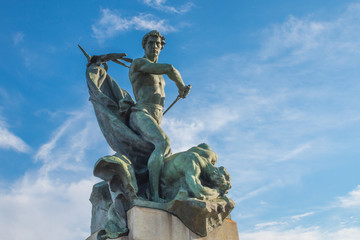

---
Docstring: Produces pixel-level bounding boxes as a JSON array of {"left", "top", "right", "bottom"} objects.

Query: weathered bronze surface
[{"left": 81, "top": 30, "right": 234, "bottom": 239}]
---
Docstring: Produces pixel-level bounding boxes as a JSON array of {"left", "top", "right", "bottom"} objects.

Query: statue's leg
[{"left": 129, "top": 110, "right": 170, "bottom": 202}]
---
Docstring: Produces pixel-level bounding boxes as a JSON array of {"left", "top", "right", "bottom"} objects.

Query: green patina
[{"left": 81, "top": 30, "right": 234, "bottom": 239}]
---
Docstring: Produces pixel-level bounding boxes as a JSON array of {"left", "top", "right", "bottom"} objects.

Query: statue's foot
[
  {"left": 97, "top": 230, "right": 107, "bottom": 240},
  {"left": 174, "top": 189, "right": 189, "bottom": 200}
]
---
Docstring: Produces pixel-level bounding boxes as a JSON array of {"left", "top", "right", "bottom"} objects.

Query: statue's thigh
[{"left": 130, "top": 110, "right": 168, "bottom": 144}]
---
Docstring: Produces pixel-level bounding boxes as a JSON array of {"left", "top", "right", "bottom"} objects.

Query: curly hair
[{"left": 142, "top": 30, "right": 166, "bottom": 50}]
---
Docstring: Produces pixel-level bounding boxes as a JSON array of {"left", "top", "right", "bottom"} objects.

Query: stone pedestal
[{"left": 86, "top": 206, "right": 239, "bottom": 240}]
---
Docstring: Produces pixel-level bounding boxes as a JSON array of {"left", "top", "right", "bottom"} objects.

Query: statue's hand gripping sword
[{"left": 163, "top": 84, "right": 192, "bottom": 115}]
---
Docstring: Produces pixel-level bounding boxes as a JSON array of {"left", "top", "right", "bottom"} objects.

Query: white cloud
[
  {"left": 254, "top": 212, "right": 316, "bottom": 230},
  {"left": 0, "top": 120, "right": 31, "bottom": 153},
  {"left": 0, "top": 173, "right": 97, "bottom": 240},
  {"left": 162, "top": 105, "right": 239, "bottom": 152},
  {"left": 3, "top": 2, "right": 360, "bottom": 240},
  {"left": 276, "top": 143, "right": 311, "bottom": 162},
  {"left": 132, "top": 14, "right": 176, "bottom": 32},
  {"left": 162, "top": 117, "right": 205, "bottom": 152},
  {"left": 234, "top": 182, "right": 281, "bottom": 204},
  {"left": 291, "top": 211, "right": 315, "bottom": 221},
  {"left": 338, "top": 185, "right": 360, "bottom": 208},
  {"left": 255, "top": 221, "right": 287, "bottom": 229},
  {"left": 34, "top": 105, "right": 105, "bottom": 175},
  {"left": 92, "top": 9, "right": 176, "bottom": 41},
  {"left": 259, "top": 3, "right": 360, "bottom": 66},
  {"left": 0, "top": 104, "right": 107, "bottom": 240},
  {"left": 240, "top": 227, "right": 360, "bottom": 240},
  {"left": 169, "top": 4, "right": 360, "bottom": 225},
  {"left": 13, "top": 31, "right": 24, "bottom": 45},
  {"left": 143, "top": 0, "right": 194, "bottom": 14},
  {"left": 260, "top": 15, "right": 326, "bottom": 61},
  {"left": 34, "top": 116, "right": 74, "bottom": 162}
]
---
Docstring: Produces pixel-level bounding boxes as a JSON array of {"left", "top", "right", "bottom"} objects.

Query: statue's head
[
  {"left": 209, "top": 166, "right": 231, "bottom": 195},
  {"left": 142, "top": 30, "right": 166, "bottom": 49},
  {"left": 142, "top": 30, "right": 166, "bottom": 61}
]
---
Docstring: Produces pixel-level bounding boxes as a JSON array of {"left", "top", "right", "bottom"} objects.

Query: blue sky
[{"left": 1, "top": 0, "right": 360, "bottom": 239}]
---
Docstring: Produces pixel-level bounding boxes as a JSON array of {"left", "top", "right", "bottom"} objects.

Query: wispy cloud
[
  {"left": 259, "top": 3, "right": 360, "bottom": 66},
  {"left": 34, "top": 105, "right": 106, "bottom": 176},
  {"left": 2, "top": 2, "right": 360, "bottom": 240},
  {"left": 162, "top": 106, "right": 239, "bottom": 152},
  {"left": 254, "top": 211, "right": 316, "bottom": 230},
  {"left": 338, "top": 185, "right": 360, "bottom": 208},
  {"left": 291, "top": 211, "right": 315, "bottom": 221},
  {"left": 0, "top": 103, "right": 110, "bottom": 240},
  {"left": 233, "top": 180, "right": 283, "bottom": 204},
  {"left": 162, "top": 117, "right": 205, "bottom": 152},
  {"left": 143, "top": 0, "right": 194, "bottom": 14},
  {"left": 0, "top": 119, "right": 31, "bottom": 153},
  {"left": 0, "top": 173, "right": 97, "bottom": 240},
  {"left": 260, "top": 15, "right": 326, "bottom": 61},
  {"left": 13, "top": 31, "right": 24, "bottom": 45},
  {"left": 255, "top": 221, "right": 287, "bottom": 229},
  {"left": 276, "top": 143, "right": 311, "bottom": 162},
  {"left": 163, "top": 4, "right": 360, "bottom": 231},
  {"left": 92, "top": 9, "right": 176, "bottom": 42},
  {"left": 240, "top": 227, "right": 360, "bottom": 240}
]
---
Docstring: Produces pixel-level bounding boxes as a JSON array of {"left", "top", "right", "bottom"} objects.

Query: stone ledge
[{"left": 86, "top": 206, "right": 239, "bottom": 240}]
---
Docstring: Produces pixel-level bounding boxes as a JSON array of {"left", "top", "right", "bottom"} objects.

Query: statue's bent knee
[{"left": 154, "top": 136, "right": 170, "bottom": 151}]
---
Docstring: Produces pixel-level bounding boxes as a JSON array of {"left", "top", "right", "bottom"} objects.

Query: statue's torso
[{"left": 129, "top": 58, "right": 166, "bottom": 107}]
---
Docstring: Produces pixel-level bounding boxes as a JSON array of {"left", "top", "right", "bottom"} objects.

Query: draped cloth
[{"left": 86, "top": 64, "right": 154, "bottom": 183}]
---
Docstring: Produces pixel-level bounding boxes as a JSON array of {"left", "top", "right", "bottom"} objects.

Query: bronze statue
[{"left": 80, "top": 30, "right": 234, "bottom": 240}]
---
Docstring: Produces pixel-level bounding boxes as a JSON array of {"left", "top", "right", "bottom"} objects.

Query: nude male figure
[{"left": 128, "top": 30, "right": 187, "bottom": 202}]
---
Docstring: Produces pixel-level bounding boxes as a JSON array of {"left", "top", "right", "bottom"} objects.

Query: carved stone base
[{"left": 86, "top": 206, "right": 239, "bottom": 240}]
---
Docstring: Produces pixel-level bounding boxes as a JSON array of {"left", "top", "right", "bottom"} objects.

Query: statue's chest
[{"left": 141, "top": 74, "right": 165, "bottom": 87}]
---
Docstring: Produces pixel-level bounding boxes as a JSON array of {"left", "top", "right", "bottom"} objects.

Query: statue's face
[{"left": 144, "top": 36, "right": 162, "bottom": 59}]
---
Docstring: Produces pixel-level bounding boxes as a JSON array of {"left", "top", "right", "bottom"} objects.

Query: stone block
[{"left": 86, "top": 206, "right": 239, "bottom": 240}]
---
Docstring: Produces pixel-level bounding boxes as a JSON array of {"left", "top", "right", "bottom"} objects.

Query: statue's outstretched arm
[{"left": 135, "top": 58, "right": 186, "bottom": 97}]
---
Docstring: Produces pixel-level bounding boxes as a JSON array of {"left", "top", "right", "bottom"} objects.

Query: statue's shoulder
[{"left": 131, "top": 57, "right": 151, "bottom": 67}]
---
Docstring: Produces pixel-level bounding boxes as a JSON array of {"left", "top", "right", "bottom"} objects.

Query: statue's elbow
[{"left": 167, "top": 64, "right": 176, "bottom": 73}]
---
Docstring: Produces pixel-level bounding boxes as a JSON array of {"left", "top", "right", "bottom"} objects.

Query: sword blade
[{"left": 163, "top": 96, "right": 181, "bottom": 115}]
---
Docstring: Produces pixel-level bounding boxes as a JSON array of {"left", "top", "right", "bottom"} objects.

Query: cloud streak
[
  {"left": 0, "top": 104, "right": 108, "bottom": 240},
  {"left": 162, "top": 3, "right": 360, "bottom": 234},
  {"left": 240, "top": 227, "right": 360, "bottom": 240},
  {"left": 13, "top": 31, "right": 24, "bottom": 45},
  {"left": 143, "top": 0, "right": 194, "bottom": 14},
  {"left": 259, "top": 3, "right": 360, "bottom": 67},
  {"left": 0, "top": 120, "right": 31, "bottom": 153},
  {"left": 0, "top": 173, "right": 97, "bottom": 240},
  {"left": 92, "top": 9, "right": 176, "bottom": 42},
  {"left": 34, "top": 104, "right": 106, "bottom": 176},
  {"left": 291, "top": 211, "right": 315, "bottom": 221},
  {"left": 276, "top": 143, "right": 311, "bottom": 162}
]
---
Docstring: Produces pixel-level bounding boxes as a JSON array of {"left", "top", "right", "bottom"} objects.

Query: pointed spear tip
[{"left": 78, "top": 44, "right": 91, "bottom": 62}]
